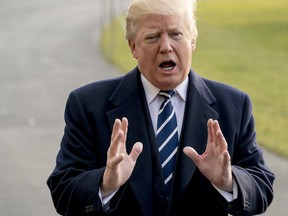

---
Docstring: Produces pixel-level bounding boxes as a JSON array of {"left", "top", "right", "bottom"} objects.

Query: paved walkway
[{"left": 0, "top": 0, "right": 286, "bottom": 215}]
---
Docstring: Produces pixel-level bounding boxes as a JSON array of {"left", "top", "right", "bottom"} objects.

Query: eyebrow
[{"left": 143, "top": 24, "right": 181, "bottom": 35}]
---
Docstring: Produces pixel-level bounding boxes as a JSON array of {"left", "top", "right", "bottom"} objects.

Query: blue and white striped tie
[{"left": 156, "top": 90, "right": 178, "bottom": 196}]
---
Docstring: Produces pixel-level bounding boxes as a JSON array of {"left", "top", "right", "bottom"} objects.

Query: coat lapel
[
  {"left": 172, "top": 70, "right": 219, "bottom": 198},
  {"left": 106, "top": 68, "right": 161, "bottom": 215}
]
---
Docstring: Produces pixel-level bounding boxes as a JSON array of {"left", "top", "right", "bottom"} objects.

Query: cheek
[
  {"left": 180, "top": 45, "right": 193, "bottom": 61},
  {"left": 139, "top": 47, "right": 157, "bottom": 63}
]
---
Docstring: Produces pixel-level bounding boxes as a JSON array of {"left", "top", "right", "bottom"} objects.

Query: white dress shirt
[{"left": 140, "top": 74, "right": 187, "bottom": 136}]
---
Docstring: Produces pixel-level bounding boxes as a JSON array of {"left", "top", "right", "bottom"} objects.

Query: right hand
[{"left": 101, "top": 117, "right": 143, "bottom": 197}]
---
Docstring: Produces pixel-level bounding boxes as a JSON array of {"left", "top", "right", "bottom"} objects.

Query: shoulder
[
  {"left": 189, "top": 68, "right": 253, "bottom": 110},
  {"left": 189, "top": 70, "right": 250, "bottom": 105},
  {"left": 204, "top": 78, "right": 246, "bottom": 97},
  {"left": 72, "top": 67, "right": 139, "bottom": 98},
  {"left": 74, "top": 76, "right": 123, "bottom": 97},
  {"left": 203, "top": 77, "right": 253, "bottom": 113},
  {"left": 202, "top": 78, "right": 246, "bottom": 94},
  {"left": 189, "top": 69, "right": 250, "bottom": 104},
  {"left": 65, "top": 68, "right": 140, "bottom": 108}
]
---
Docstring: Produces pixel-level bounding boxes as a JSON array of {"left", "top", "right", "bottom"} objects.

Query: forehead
[{"left": 138, "top": 14, "right": 185, "bottom": 31}]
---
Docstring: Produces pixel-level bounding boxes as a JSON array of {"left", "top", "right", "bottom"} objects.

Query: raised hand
[
  {"left": 101, "top": 117, "right": 143, "bottom": 197},
  {"left": 183, "top": 119, "right": 233, "bottom": 192}
]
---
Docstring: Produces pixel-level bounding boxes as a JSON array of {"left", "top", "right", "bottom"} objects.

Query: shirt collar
[{"left": 141, "top": 74, "right": 188, "bottom": 104}]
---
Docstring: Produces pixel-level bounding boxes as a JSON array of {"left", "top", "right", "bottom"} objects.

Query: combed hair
[{"left": 125, "top": 0, "right": 198, "bottom": 40}]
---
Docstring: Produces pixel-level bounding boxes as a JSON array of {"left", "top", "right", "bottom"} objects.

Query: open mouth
[{"left": 159, "top": 61, "right": 176, "bottom": 71}]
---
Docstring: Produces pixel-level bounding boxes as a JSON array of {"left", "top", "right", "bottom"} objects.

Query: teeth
[{"left": 162, "top": 67, "right": 174, "bottom": 71}]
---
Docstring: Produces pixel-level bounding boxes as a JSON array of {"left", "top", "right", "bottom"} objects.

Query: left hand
[{"left": 183, "top": 119, "right": 233, "bottom": 192}]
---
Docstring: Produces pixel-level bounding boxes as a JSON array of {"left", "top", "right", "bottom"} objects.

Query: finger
[
  {"left": 212, "top": 120, "right": 222, "bottom": 149},
  {"left": 214, "top": 120, "right": 223, "bottom": 135},
  {"left": 212, "top": 120, "right": 220, "bottom": 139},
  {"left": 109, "top": 118, "right": 127, "bottom": 156},
  {"left": 109, "top": 129, "right": 124, "bottom": 157},
  {"left": 107, "top": 153, "right": 125, "bottom": 169},
  {"left": 111, "top": 119, "right": 121, "bottom": 140},
  {"left": 206, "top": 119, "right": 216, "bottom": 151},
  {"left": 129, "top": 142, "right": 143, "bottom": 161},
  {"left": 120, "top": 117, "right": 128, "bottom": 148},
  {"left": 207, "top": 119, "right": 214, "bottom": 144},
  {"left": 183, "top": 146, "right": 201, "bottom": 166},
  {"left": 216, "top": 129, "right": 228, "bottom": 152},
  {"left": 223, "top": 150, "right": 232, "bottom": 187},
  {"left": 223, "top": 150, "right": 231, "bottom": 167}
]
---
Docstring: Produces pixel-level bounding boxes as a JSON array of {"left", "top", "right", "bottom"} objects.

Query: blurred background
[
  {"left": 0, "top": 0, "right": 287, "bottom": 215},
  {"left": 0, "top": 0, "right": 129, "bottom": 215}
]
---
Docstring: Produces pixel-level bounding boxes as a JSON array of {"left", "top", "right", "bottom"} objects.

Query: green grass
[{"left": 101, "top": 0, "right": 288, "bottom": 159}]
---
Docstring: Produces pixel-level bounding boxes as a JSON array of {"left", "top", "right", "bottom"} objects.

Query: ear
[
  {"left": 192, "top": 39, "right": 196, "bottom": 52},
  {"left": 128, "top": 39, "right": 138, "bottom": 59}
]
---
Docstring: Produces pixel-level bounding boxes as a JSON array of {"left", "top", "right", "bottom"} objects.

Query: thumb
[
  {"left": 129, "top": 142, "right": 143, "bottom": 161},
  {"left": 183, "top": 146, "right": 200, "bottom": 166}
]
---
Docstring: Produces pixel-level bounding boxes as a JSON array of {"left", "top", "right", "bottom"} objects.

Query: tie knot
[{"left": 159, "top": 90, "right": 175, "bottom": 100}]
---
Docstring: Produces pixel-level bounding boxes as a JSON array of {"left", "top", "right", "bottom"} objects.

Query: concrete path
[{"left": 0, "top": 0, "right": 286, "bottom": 215}]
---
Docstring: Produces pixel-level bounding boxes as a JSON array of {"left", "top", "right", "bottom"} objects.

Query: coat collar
[
  {"left": 107, "top": 67, "right": 216, "bottom": 107},
  {"left": 171, "top": 69, "right": 219, "bottom": 201},
  {"left": 106, "top": 68, "right": 159, "bottom": 214}
]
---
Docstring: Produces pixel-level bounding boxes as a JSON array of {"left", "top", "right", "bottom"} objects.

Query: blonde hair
[{"left": 125, "top": 0, "right": 198, "bottom": 40}]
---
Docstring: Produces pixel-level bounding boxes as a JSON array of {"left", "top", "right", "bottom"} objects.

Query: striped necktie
[{"left": 156, "top": 90, "right": 179, "bottom": 196}]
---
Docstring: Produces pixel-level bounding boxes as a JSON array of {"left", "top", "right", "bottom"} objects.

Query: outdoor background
[
  {"left": 0, "top": 0, "right": 287, "bottom": 215},
  {"left": 102, "top": 0, "right": 288, "bottom": 159}
]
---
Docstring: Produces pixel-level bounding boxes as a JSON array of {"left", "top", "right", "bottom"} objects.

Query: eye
[
  {"left": 170, "top": 32, "right": 183, "bottom": 40},
  {"left": 144, "top": 34, "right": 158, "bottom": 43},
  {"left": 146, "top": 36, "right": 155, "bottom": 40}
]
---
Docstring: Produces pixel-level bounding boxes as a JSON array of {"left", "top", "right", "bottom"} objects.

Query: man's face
[{"left": 129, "top": 14, "right": 195, "bottom": 90}]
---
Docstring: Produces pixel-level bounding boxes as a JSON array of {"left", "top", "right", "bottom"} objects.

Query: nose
[{"left": 159, "top": 35, "right": 173, "bottom": 54}]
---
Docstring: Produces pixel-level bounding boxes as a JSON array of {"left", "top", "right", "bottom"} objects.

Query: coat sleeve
[
  {"left": 46, "top": 90, "right": 107, "bottom": 215},
  {"left": 225, "top": 94, "right": 275, "bottom": 216}
]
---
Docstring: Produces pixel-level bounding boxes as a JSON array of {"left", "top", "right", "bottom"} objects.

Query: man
[{"left": 47, "top": 0, "right": 275, "bottom": 215}]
